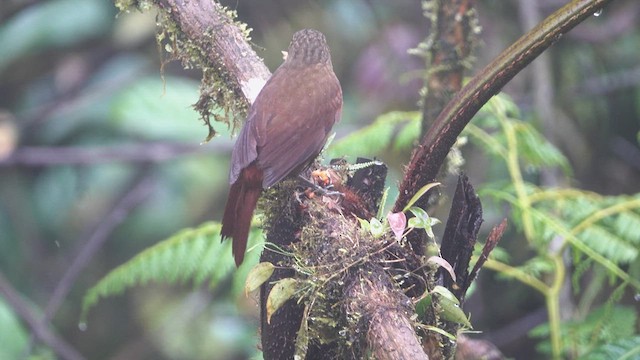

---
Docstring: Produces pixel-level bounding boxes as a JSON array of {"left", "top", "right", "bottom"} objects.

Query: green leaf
[
  {"left": 369, "top": 217, "right": 385, "bottom": 238},
  {"left": 514, "top": 122, "right": 572, "bottom": 175},
  {"left": 469, "top": 92, "right": 571, "bottom": 174},
  {"left": 612, "top": 211, "right": 640, "bottom": 245},
  {"left": 266, "top": 278, "right": 300, "bottom": 324},
  {"left": 402, "top": 182, "right": 441, "bottom": 213},
  {"left": 415, "top": 292, "right": 432, "bottom": 319},
  {"left": 0, "top": 0, "right": 113, "bottom": 71},
  {"left": 326, "top": 111, "right": 420, "bottom": 159},
  {"left": 110, "top": 76, "right": 218, "bottom": 140},
  {"left": 432, "top": 285, "right": 460, "bottom": 305},
  {"left": 0, "top": 297, "right": 28, "bottom": 360},
  {"left": 531, "top": 305, "right": 638, "bottom": 356},
  {"left": 422, "top": 325, "right": 457, "bottom": 341},
  {"left": 357, "top": 217, "right": 370, "bottom": 232},
  {"left": 582, "top": 336, "right": 640, "bottom": 360},
  {"left": 510, "top": 257, "right": 554, "bottom": 280},
  {"left": 408, "top": 207, "right": 441, "bottom": 239},
  {"left": 245, "top": 262, "right": 275, "bottom": 295},
  {"left": 436, "top": 294, "right": 470, "bottom": 328},
  {"left": 579, "top": 226, "right": 638, "bottom": 263}
]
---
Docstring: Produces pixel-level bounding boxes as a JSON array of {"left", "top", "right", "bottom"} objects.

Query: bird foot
[{"left": 297, "top": 174, "right": 343, "bottom": 198}]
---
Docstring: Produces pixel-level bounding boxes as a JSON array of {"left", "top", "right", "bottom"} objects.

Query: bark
[{"left": 346, "top": 269, "right": 429, "bottom": 360}]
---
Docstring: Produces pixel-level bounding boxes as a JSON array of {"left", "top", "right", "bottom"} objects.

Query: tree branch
[
  {"left": 43, "top": 174, "right": 155, "bottom": 321},
  {"left": 0, "top": 142, "right": 229, "bottom": 167},
  {"left": 121, "top": 0, "right": 272, "bottom": 136},
  {"left": 420, "top": 0, "right": 478, "bottom": 138},
  {"left": 394, "top": 0, "right": 615, "bottom": 212},
  {"left": 155, "top": 0, "right": 271, "bottom": 103},
  {"left": 0, "top": 272, "right": 85, "bottom": 360},
  {"left": 346, "top": 270, "right": 429, "bottom": 360}
]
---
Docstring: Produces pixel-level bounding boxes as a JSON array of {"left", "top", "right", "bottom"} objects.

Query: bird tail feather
[{"left": 221, "top": 165, "right": 263, "bottom": 266}]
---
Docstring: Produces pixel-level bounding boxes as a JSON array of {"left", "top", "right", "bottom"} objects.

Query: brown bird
[{"left": 221, "top": 29, "right": 343, "bottom": 266}]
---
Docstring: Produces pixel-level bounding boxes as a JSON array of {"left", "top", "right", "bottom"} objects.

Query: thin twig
[
  {"left": 0, "top": 142, "right": 230, "bottom": 167},
  {"left": 43, "top": 174, "right": 155, "bottom": 321},
  {"left": 20, "top": 173, "right": 155, "bottom": 358},
  {"left": 155, "top": 0, "right": 271, "bottom": 103},
  {"left": 0, "top": 272, "right": 85, "bottom": 360}
]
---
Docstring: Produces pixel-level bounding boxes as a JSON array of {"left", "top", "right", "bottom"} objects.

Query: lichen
[
  {"left": 259, "top": 169, "right": 412, "bottom": 357},
  {"left": 114, "top": 0, "right": 252, "bottom": 141},
  {"left": 114, "top": 0, "right": 153, "bottom": 13}
]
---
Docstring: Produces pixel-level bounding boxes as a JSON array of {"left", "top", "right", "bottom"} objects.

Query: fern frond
[
  {"left": 469, "top": 92, "right": 571, "bottom": 173},
  {"left": 511, "top": 121, "right": 571, "bottom": 175},
  {"left": 531, "top": 204, "right": 640, "bottom": 289},
  {"left": 531, "top": 305, "right": 637, "bottom": 357},
  {"left": 613, "top": 211, "right": 640, "bottom": 245},
  {"left": 483, "top": 186, "right": 640, "bottom": 266},
  {"left": 482, "top": 190, "right": 640, "bottom": 289},
  {"left": 516, "top": 257, "right": 555, "bottom": 279},
  {"left": 81, "top": 222, "right": 262, "bottom": 322},
  {"left": 469, "top": 90, "right": 640, "bottom": 357},
  {"left": 582, "top": 336, "right": 640, "bottom": 360},
  {"left": 578, "top": 226, "right": 638, "bottom": 263},
  {"left": 550, "top": 195, "right": 640, "bottom": 264}
]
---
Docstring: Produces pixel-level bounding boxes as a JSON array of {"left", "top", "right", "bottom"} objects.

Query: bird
[{"left": 221, "top": 29, "right": 343, "bottom": 266}]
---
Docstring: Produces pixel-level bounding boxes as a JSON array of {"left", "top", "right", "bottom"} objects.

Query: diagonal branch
[
  {"left": 0, "top": 272, "right": 85, "bottom": 360},
  {"left": 394, "top": 0, "right": 615, "bottom": 212},
  {"left": 0, "top": 142, "right": 229, "bottom": 167},
  {"left": 123, "top": 0, "right": 273, "bottom": 137},
  {"left": 43, "top": 174, "right": 155, "bottom": 322},
  {"left": 16, "top": 173, "right": 154, "bottom": 359}
]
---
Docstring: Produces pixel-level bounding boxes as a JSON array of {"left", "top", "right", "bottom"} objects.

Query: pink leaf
[
  {"left": 387, "top": 212, "right": 407, "bottom": 241},
  {"left": 427, "top": 256, "right": 456, "bottom": 282}
]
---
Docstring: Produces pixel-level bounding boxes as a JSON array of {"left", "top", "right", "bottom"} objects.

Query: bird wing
[
  {"left": 229, "top": 108, "right": 262, "bottom": 184},
  {"left": 257, "top": 67, "right": 342, "bottom": 188}
]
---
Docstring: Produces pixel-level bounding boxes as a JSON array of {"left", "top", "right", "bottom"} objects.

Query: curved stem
[
  {"left": 395, "top": 0, "right": 615, "bottom": 212},
  {"left": 500, "top": 108, "right": 535, "bottom": 241},
  {"left": 547, "top": 254, "right": 566, "bottom": 360},
  {"left": 483, "top": 259, "right": 549, "bottom": 295}
]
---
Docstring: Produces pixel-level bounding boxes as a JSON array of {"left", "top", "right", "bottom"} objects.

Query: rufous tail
[{"left": 221, "top": 165, "right": 263, "bottom": 266}]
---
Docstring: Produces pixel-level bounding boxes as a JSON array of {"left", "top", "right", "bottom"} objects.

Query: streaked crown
[{"left": 286, "top": 29, "right": 332, "bottom": 66}]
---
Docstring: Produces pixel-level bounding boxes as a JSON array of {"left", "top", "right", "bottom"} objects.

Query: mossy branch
[
  {"left": 116, "top": 0, "right": 271, "bottom": 139},
  {"left": 346, "top": 269, "right": 429, "bottom": 360}
]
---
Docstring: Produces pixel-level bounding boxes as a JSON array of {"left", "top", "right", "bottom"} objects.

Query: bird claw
[
  {"left": 297, "top": 174, "right": 343, "bottom": 198},
  {"left": 321, "top": 189, "right": 343, "bottom": 198}
]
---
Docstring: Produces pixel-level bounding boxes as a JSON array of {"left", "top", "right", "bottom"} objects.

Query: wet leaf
[
  {"left": 437, "top": 294, "right": 471, "bottom": 328},
  {"left": 402, "top": 182, "right": 441, "bottom": 212},
  {"left": 427, "top": 256, "right": 456, "bottom": 282},
  {"left": 422, "top": 325, "right": 456, "bottom": 341},
  {"left": 387, "top": 212, "right": 406, "bottom": 241},
  {"left": 369, "top": 217, "right": 385, "bottom": 238},
  {"left": 266, "top": 278, "right": 299, "bottom": 324},
  {"left": 432, "top": 285, "right": 460, "bottom": 305},
  {"left": 245, "top": 262, "right": 275, "bottom": 295}
]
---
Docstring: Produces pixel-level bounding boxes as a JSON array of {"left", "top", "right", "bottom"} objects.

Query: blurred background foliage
[{"left": 0, "top": 0, "right": 639, "bottom": 359}]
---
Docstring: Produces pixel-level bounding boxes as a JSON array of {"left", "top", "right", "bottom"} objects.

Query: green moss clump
[{"left": 113, "top": 0, "right": 252, "bottom": 141}]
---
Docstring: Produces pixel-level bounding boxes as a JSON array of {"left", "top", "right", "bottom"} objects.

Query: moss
[
  {"left": 114, "top": 0, "right": 152, "bottom": 13},
  {"left": 113, "top": 0, "right": 251, "bottom": 141},
  {"left": 260, "top": 168, "right": 409, "bottom": 357}
]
